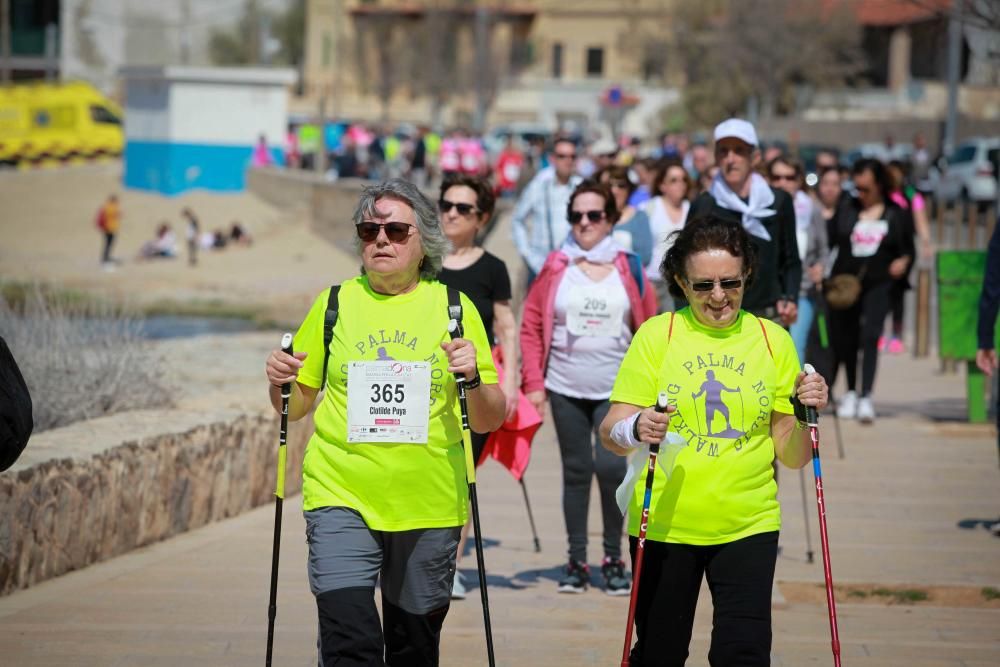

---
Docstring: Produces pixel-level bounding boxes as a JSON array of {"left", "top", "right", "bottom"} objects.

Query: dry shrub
[{"left": 0, "top": 285, "right": 172, "bottom": 432}]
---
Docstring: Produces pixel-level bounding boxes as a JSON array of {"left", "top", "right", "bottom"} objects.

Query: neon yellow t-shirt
[
  {"left": 294, "top": 277, "right": 498, "bottom": 530},
  {"left": 609, "top": 307, "right": 799, "bottom": 545}
]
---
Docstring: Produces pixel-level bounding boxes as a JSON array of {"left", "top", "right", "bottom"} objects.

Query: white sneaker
[
  {"left": 836, "top": 391, "right": 858, "bottom": 419},
  {"left": 451, "top": 571, "right": 466, "bottom": 600},
  {"left": 857, "top": 397, "right": 875, "bottom": 424}
]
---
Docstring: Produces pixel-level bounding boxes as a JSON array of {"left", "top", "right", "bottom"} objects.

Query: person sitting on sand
[{"left": 138, "top": 223, "right": 178, "bottom": 260}]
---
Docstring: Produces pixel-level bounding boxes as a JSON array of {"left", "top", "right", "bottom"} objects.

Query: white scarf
[
  {"left": 560, "top": 234, "right": 621, "bottom": 264},
  {"left": 709, "top": 171, "right": 775, "bottom": 241},
  {"left": 793, "top": 190, "right": 813, "bottom": 261}
]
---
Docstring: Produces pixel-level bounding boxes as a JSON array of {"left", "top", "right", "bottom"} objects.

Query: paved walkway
[{"left": 2, "top": 207, "right": 999, "bottom": 666}]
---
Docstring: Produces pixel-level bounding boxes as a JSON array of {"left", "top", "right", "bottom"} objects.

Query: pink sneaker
[
  {"left": 887, "top": 338, "right": 904, "bottom": 354},
  {"left": 877, "top": 336, "right": 887, "bottom": 352}
]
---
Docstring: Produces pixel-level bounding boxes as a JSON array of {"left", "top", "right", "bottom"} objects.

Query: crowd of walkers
[{"left": 264, "top": 115, "right": 934, "bottom": 666}]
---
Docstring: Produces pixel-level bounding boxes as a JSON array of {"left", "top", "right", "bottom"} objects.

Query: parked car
[{"left": 934, "top": 137, "right": 999, "bottom": 205}]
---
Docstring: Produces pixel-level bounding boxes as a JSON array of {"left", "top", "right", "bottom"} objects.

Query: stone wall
[{"left": 0, "top": 411, "right": 312, "bottom": 596}]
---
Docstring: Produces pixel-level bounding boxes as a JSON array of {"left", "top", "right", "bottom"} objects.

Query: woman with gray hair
[{"left": 265, "top": 178, "right": 505, "bottom": 666}]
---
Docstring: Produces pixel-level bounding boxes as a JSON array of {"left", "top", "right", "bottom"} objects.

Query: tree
[
  {"left": 673, "top": 0, "right": 865, "bottom": 126},
  {"left": 208, "top": 0, "right": 305, "bottom": 67}
]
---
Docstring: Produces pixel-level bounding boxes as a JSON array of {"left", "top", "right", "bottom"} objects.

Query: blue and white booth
[{"left": 120, "top": 66, "right": 295, "bottom": 195}]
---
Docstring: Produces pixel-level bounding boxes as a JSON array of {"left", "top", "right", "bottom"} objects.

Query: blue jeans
[{"left": 789, "top": 295, "right": 815, "bottom": 366}]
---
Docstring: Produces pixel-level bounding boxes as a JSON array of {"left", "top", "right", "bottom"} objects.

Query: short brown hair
[
  {"left": 566, "top": 179, "right": 620, "bottom": 225},
  {"left": 439, "top": 173, "right": 496, "bottom": 220},
  {"left": 661, "top": 214, "right": 758, "bottom": 297}
]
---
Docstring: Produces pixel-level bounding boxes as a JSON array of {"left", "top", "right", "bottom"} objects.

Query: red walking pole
[
  {"left": 803, "top": 363, "right": 842, "bottom": 666},
  {"left": 620, "top": 392, "right": 670, "bottom": 667}
]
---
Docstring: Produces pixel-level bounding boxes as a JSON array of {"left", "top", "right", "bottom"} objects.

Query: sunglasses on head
[
  {"left": 438, "top": 200, "right": 478, "bottom": 216},
  {"left": 569, "top": 210, "right": 606, "bottom": 224},
  {"left": 689, "top": 277, "right": 744, "bottom": 292},
  {"left": 355, "top": 221, "right": 415, "bottom": 243}
]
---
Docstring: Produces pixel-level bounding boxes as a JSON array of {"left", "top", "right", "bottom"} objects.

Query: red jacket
[{"left": 520, "top": 249, "right": 658, "bottom": 395}]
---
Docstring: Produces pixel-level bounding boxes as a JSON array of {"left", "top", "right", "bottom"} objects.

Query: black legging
[{"left": 828, "top": 280, "right": 892, "bottom": 396}]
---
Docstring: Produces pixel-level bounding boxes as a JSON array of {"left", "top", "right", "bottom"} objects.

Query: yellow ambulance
[{"left": 0, "top": 81, "right": 123, "bottom": 168}]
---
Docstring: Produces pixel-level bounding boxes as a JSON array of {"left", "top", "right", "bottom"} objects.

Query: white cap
[
  {"left": 590, "top": 138, "right": 618, "bottom": 156},
  {"left": 713, "top": 118, "right": 759, "bottom": 147}
]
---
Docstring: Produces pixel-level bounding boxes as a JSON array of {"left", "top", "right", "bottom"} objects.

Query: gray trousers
[{"left": 548, "top": 391, "right": 626, "bottom": 563}]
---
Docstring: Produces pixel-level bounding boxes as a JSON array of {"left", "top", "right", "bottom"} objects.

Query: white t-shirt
[
  {"left": 646, "top": 197, "right": 689, "bottom": 281},
  {"left": 544, "top": 265, "right": 633, "bottom": 400}
]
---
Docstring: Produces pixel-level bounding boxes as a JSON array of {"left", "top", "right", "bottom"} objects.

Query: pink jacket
[{"left": 520, "top": 250, "right": 658, "bottom": 394}]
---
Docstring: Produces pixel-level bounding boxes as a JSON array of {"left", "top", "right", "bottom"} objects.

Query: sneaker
[
  {"left": 601, "top": 557, "right": 631, "bottom": 596},
  {"left": 877, "top": 336, "right": 887, "bottom": 352},
  {"left": 451, "top": 571, "right": 466, "bottom": 600},
  {"left": 857, "top": 397, "right": 875, "bottom": 424},
  {"left": 837, "top": 391, "right": 858, "bottom": 419},
  {"left": 557, "top": 559, "right": 590, "bottom": 594},
  {"left": 887, "top": 338, "right": 905, "bottom": 354}
]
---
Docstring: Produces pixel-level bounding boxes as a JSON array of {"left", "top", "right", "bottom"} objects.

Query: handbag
[{"left": 824, "top": 263, "right": 867, "bottom": 310}]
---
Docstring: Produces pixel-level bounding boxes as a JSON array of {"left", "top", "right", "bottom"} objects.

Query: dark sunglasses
[
  {"left": 569, "top": 210, "right": 606, "bottom": 224},
  {"left": 771, "top": 173, "right": 797, "bottom": 182},
  {"left": 689, "top": 278, "right": 744, "bottom": 292},
  {"left": 438, "top": 200, "right": 478, "bottom": 216},
  {"left": 355, "top": 221, "right": 415, "bottom": 243},
  {"left": 553, "top": 152, "right": 577, "bottom": 160}
]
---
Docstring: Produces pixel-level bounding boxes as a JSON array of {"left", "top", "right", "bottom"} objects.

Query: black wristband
[
  {"left": 464, "top": 373, "right": 482, "bottom": 390},
  {"left": 791, "top": 394, "right": 809, "bottom": 424},
  {"left": 632, "top": 414, "right": 641, "bottom": 442}
]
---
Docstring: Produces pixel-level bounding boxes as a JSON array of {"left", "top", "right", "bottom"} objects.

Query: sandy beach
[{"left": 0, "top": 163, "right": 361, "bottom": 325}]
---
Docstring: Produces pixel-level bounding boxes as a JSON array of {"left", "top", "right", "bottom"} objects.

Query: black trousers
[
  {"left": 627, "top": 531, "right": 778, "bottom": 667},
  {"left": 101, "top": 232, "right": 115, "bottom": 263},
  {"left": 828, "top": 281, "right": 892, "bottom": 396}
]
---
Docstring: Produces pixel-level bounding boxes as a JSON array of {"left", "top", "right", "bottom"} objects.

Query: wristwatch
[{"left": 464, "top": 373, "right": 482, "bottom": 390}]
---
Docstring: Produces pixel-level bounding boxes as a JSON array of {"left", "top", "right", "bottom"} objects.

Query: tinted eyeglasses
[
  {"left": 569, "top": 210, "right": 606, "bottom": 224},
  {"left": 553, "top": 152, "right": 577, "bottom": 160},
  {"left": 688, "top": 277, "right": 744, "bottom": 292},
  {"left": 771, "top": 173, "right": 798, "bottom": 182},
  {"left": 438, "top": 200, "right": 478, "bottom": 216},
  {"left": 355, "top": 221, "right": 415, "bottom": 243}
]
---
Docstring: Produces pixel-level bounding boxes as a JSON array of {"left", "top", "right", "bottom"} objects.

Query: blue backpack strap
[
  {"left": 627, "top": 252, "right": 645, "bottom": 297},
  {"left": 321, "top": 285, "right": 341, "bottom": 391}
]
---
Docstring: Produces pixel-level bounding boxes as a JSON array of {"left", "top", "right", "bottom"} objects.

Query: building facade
[{"left": 300, "top": 0, "right": 684, "bottom": 133}]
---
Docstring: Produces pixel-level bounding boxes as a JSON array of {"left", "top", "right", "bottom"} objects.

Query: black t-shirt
[
  {"left": 688, "top": 188, "right": 801, "bottom": 313},
  {"left": 829, "top": 199, "right": 914, "bottom": 287},
  {"left": 437, "top": 251, "right": 512, "bottom": 343}
]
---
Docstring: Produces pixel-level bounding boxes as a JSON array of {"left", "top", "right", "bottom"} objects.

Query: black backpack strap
[
  {"left": 321, "top": 285, "right": 341, "bottom": 391},
  {"left": 446, "top": 286, "right": 463, "bottom": 337}
]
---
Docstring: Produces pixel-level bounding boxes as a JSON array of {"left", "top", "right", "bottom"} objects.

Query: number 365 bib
[
  {"left": 347, "top": 361, "right": 431, "bottom": 443},
  {"left": 566, "top": 285, "right": 626, "bottom": 337}
]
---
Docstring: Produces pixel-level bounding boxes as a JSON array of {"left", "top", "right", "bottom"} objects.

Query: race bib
[
  {"left": 347, "top": 361, "right": 431, "bottom": 443},
  {"left": 566, "top": 286, "right": 626, "bottom": 337},
  {"left": 850, "top": 220, "right": 889, "bottom": 258},
  {"left": 503, "top": 162, "right": 521, "bottom": 183}
]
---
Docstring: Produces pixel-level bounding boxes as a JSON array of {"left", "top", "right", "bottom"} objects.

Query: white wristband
[{"left": 610, "top": 412, "right": 642, "bottom": 449}]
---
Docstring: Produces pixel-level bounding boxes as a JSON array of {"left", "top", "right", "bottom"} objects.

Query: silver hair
[{"left": 352, "top": 179, "right": 451, "bottom": 280}]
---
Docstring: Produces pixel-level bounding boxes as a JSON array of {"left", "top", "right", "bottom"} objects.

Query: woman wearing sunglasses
[
  {"left": 435, "top": 173, "right": 522, "bottom": 600},
  {"left": 596, "top": 165, "right": 654, "bottom": 272},
  {"left": 599, "top": 215, "right": 828, "bottom": 666},
  {"left": 644, "top": 159, "right": 693, "bottom": 312},
  {"left": 827, "top": 158, "right": 914, "bottom": 424},
  {"left": 264, "top": 179, "right": 506, "bottom": 666},
  {"left": 520, "top": 180, "right": 658, "bottom": 595}
]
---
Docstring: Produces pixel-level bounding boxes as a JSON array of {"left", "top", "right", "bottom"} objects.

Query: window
[
  {"left": 552, "top": 43, "right": 563, "bottom": 79},
  {"left": 950, "top": 145, "right": 976, "bottom": 164},
  {"left": 90, "top": 105, "right": 121, "bottom": 126},
  {"left": 586, "top": 47, "right": 604, "bottom": 77}
]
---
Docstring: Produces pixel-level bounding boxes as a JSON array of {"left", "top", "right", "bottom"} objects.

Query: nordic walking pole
[
  {"left": 803, "top": 363, "right": 842, "bottom": 667},
  {"left": 798, "top": 468, "right": 815, "bottom": 563},
  {"left": 519, "top": 477, "right": 542, "bottom": 552},
  {"left": 265, "top": 332, "right": 293, "bottom": 667},
  {"left": 621, "top": 392, "right": 670, "bottom": 667},
  {"left": 447, "top": 319, "right": 496, "bottom": 667},
  {"left": 815, "top": 295, "right": 846, "bottom": 459}
]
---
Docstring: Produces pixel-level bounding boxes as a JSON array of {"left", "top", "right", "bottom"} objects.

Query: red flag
[{"left": 478, "top": 346, "right": 542, "bottom": 481}]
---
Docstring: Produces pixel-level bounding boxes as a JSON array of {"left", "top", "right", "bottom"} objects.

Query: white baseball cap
[
  {"left": 713, "top": 118, "right": 759, "bottom": 147},
  {"left": 590, "top": 138, "right": 618, "bottom": 156}
]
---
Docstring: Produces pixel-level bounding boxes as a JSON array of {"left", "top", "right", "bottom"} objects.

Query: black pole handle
[
  {"left": 280, "top": 333, "right": 293, "bottom": 399},
  {"left": 803, "top": 363, "right": 819, "bottom": 426}
]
